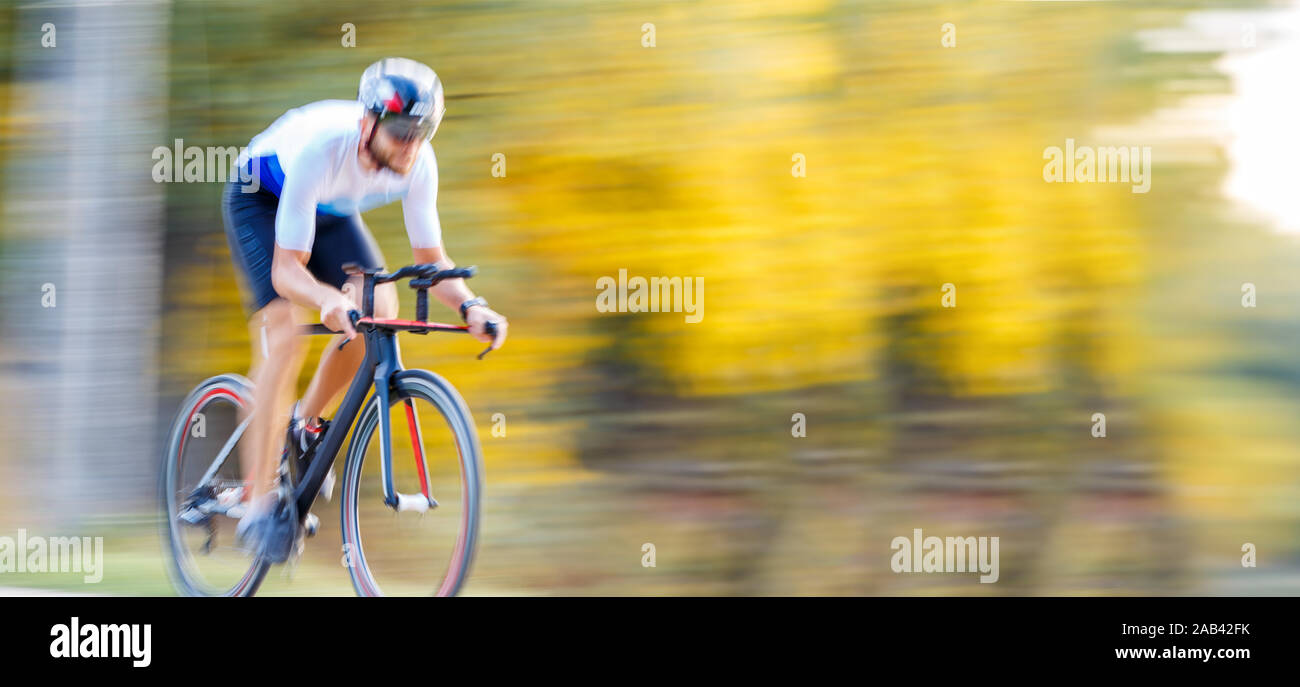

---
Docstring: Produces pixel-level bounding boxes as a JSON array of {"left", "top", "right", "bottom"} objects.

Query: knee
[
  {"left": 256, "top": 302, "right": 306, "bottom": 365},
  {"left": 374, "top": 282, "right": 399, "bottom": 319},
  {"left": 341, "top": 275, "right": 396, "bottom": 318},
  {"left": 264, "top": 323, "right": 306, "bottom": 365}
]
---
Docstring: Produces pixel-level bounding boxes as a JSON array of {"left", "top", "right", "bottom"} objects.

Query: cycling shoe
[
  {"left": 235, "top": 491, "right": 298, "bottom": 564},
  {"left": 288, "top": 401, "right": 336, "bottom": 502}
]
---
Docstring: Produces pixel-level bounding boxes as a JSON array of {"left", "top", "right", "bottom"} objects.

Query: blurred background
[{"left": 2, "top": 0, "right": 1299, "bottom": 595}]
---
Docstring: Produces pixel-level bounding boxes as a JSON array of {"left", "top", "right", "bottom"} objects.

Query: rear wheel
[
  {"left": 340, "top": 370, "right": 484, "bottom": 596},
  {"left": 160, "top": 374, "right": 270, "bottom": 596}
]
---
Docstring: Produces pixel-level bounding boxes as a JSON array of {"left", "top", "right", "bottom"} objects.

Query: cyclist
[{"left": 221, "top": 57, "right": 507, "bottom": 561}]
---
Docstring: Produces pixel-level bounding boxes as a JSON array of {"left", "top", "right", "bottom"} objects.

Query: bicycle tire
[
  {"left": 160, "top": 374, "right": 270, "bottom": 596},
  {"left": 340, "top": 369, "right": 484, "bottom": 596}
]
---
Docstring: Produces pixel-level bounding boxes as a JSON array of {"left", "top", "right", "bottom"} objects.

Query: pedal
[
  {"left": 214, "top": 486, "right": 245, "bottom": 517},
  {"left": 178, "top": 507, "right": 209, "bottom": 526},
  {"left": 178, "top": 485, "right": 217, "bottom": 525},
  {"left": 303, "top": 512, "right": 319, "bottom": 538}
]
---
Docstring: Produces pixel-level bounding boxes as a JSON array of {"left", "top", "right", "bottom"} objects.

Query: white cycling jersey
[{"left": 238, "top": 99, "right": 442, "bottom": 252}]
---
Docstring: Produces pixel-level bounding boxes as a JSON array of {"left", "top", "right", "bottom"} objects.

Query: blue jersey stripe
[
  {"left": 257, "top": 155, "right": 285, "bottom": 196},
  {"left": 241, "top": 154, "right": 286, "bottom": 197}
]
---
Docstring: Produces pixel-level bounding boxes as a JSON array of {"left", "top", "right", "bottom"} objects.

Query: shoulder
[
  {"left": 303, "top": 100, "right": 364, "bottom": 148},
  {"left": 409, "top": 141, "right": 438, "bottom": 183},
  {"left": 286, "top": 101, "right": 364, "bottom": 170}
]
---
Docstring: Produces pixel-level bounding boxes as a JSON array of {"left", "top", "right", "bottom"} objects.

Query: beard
[{"left": 367, "top": 140, "right": 414, "bottom": 175}]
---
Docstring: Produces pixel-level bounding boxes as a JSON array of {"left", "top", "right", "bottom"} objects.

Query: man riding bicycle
[{"left": 221, "top": 57, "right": 507, "bottom": 561}]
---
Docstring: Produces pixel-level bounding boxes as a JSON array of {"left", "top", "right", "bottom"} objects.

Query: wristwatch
[{"left": 459, "top": 297, "right": 488, "bottom": 322}]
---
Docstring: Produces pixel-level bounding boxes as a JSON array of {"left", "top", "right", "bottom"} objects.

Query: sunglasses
[{"left": 379, "top": 114, "right": 437, "bottom": 143}]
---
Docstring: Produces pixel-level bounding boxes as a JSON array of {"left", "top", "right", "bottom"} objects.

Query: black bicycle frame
[
  {"left": 292, "top": 321, "right": 394, "bottom": 517},
  {"left": 290, "top": 264, "right": 491, "bottom": 521}
]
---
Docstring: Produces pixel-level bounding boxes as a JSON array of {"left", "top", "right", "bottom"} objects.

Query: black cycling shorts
[{"left": 221, "top": 179, "right": 385, "bottom": 316}]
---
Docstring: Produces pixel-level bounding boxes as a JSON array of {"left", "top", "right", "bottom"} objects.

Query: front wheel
[{"left": 340, "top": 369, "right": 484, "bottom": 596}]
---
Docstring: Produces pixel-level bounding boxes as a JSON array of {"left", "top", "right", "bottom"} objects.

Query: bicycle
[{"left": 160, "top": 262, "right": 499, "bottom": 596}]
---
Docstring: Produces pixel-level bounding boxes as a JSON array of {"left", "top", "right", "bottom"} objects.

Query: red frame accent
[
  {"left": 342, "top": 391, "right": 471, "bottom": 598},
  {"left": 175, "top": 387, "right": 246, "bottom": 484},
  {"left": 357, "top": 316, "right": 468, "bottom": 331},
  {"left": 404, "top": 399, "right": 431, "bottom": 499}
]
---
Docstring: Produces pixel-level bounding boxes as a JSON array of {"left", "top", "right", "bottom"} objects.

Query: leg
[
  {"left": 297, "top": 211, "right": 394, "bottom": 422},
  {"left": 221, "top": 179, "right": 312, "bottom": 513},
  {"left": 298, "top": 277, "right": 397, "bottom": 420},
  {"left": 242, "top": 298, "right": 309, "bottom": 503}
]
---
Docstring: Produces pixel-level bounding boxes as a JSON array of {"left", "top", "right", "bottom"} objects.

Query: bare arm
[
  {"left": 404, "top": 152, "right": 505, "bottom": 347},
  {"left": 268, "top": 143, "right": 361, "bottom": 336},
  {"left": 413, "top": 245, "right": 507, "bottom": 347},
  {"left": 413, "top": 245, "right": 474, "bottom": 311},
  {"left": 271, "top": 246, "right": 357, "bottom": 337}
]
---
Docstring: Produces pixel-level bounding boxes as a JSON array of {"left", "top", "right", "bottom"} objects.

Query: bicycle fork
[{"left": 372, "top": 332, "right": 437, "bottom": 514}]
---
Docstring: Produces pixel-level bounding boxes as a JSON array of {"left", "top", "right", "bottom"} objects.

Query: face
[{"left": 362, "top": 116, "right": 428, "bottom": 175}]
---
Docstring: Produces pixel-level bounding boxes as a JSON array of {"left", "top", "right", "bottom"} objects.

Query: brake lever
[
  {"left": 337, "top": 310, "right": 363, "bottom": 351},
  {"left": 477, "top": 321, "right": 500, "bottom": 360}
]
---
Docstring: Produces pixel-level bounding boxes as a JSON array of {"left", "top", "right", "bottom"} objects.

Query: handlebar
[
  {"left": 374, "top": 263, "right": 476, "bottom": 285},
  {"left": 299, "top": 264, "right": 502, "bottom": 359}
]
